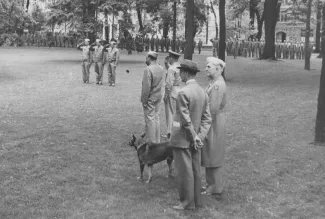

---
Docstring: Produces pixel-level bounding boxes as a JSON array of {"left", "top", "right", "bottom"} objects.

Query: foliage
[{"left": 0, "top": 0, "right": 35, "bottom": 34}]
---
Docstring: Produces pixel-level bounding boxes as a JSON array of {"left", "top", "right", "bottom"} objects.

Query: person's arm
[
  {"left": 165, "top": 68, "right": 174, "bottom": 97},
  {"left": 77, "top": 43, "right": 84, "bottom": 50},
  {"left": 103, "top": 44, "right": 110, "bottom": 52},
  {"left": 176, "top": 90, "right": 197, "bottom": 142},
  {"left": 141, "top": 67, "right": 152, "bottom": 105},
  {"left": 197, "top": 94, "right": 212, "bottom": 141},
  {"left": 115, "top": 49, "right": 120, "bottom": 66},
  {"left": 89, "top": 43, "right": 96, "bottom": 51}
]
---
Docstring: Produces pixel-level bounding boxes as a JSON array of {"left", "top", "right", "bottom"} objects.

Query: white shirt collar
[{"left": 186, "top": 79, "right": 196, "bottom": 85}]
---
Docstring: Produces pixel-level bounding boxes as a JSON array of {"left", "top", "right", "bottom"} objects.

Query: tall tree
[
  {"left": 315, "top": 0, "right": 321, "bottom": 53},
  {"left": 249, "top": 0, "right": 257, "bottom": 38},
  {"left": 304, "top": 0, "right": 313, "bottom": 70},
  {"left": 219, "top": 0, "right": 226, "bottom": 79},
  {"left": 184, "top": 0, "right": 194, "bottom": 60},
  {"left": 261, "top": 0, "right": 281, "bottom": 60},
  {"left": 136, "top": 0, "right": 144, "bottom": 32},
  {"left": 172, "top": 1, "right": 177, "bottom": 51},
  {"left": 315, "top": 2, "right": 325, "bottom": 146},
  {"left": 210, "top": 0, "right": 219, "bottom": 39}
]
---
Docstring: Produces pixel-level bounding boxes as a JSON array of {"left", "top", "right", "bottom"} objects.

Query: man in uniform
[
  {"left": 144, "top": 35, "right": 150, "bottom": 52},
  {"left": 198, "top": 38, "right": 203, "bottom": 54},
  {"left": 170, "top": 59, "right": 212, "bottom": 210},
  {"left": 141, "top": 51, "right": 165, "bottom": 143},
  {"left": 163, "top": 51, "right": 181, "bottom": 139},
  {"left": 104, "top": 39, "right": 120, "bottom": 86},
  {"left": 90, "top": 39, "right": 106, "bottom": 85},
  {"left": 155, "top": 35, "right": 159, "bottom": 53},
  {"left": 77, "top": 39, "right": 92, "bottom": 83},
  {"left": 160, "top": 37, "right": 165, "bottom": 52},
  {"left": 150, "top": 35, "right": 155, "bottom": 51}
]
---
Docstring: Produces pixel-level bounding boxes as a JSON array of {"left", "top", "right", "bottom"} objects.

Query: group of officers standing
[
  {"left": 141, "top": 49, "right": 227, "bottom": 210},
  {"left": 210, "top": 38, "right": 313, "bottom": 60}
]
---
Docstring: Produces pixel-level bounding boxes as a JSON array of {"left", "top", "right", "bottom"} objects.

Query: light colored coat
[{"left": 201, "top": 76, "right": 227, "bottom": 167}]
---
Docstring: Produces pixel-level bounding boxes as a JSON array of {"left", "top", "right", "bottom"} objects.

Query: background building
[{"left": 276, "top": 0, "right": 315, "bottom": 42}]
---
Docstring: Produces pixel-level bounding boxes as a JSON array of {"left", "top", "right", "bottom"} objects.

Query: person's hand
[{"left": 193, "top": 136, "right": 203, "bottom": 150}]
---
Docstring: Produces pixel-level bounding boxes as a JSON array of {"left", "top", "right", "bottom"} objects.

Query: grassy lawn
[{"left": 1, "top": 47, "right": 325, "bottom": 219}]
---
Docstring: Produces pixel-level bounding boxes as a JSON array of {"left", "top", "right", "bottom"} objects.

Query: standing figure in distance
[
  {"left": 77, "top": 39, "right": 92, "bottom": 83},
  {"left": 104, "top": 39, "right": 120, "bottom": 87}
]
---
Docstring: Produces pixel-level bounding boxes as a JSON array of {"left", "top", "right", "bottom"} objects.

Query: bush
[{"left": 0, "top": 33, "right": 23, "bottom": 47}]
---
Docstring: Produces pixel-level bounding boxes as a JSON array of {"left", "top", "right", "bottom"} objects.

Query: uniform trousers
[
  {"left": 173, "top": 147, "right": 202, "bottom": 209},
  {"left": 164, "top": 95, "right": 176, "bottom": 135},
  {"left": 143, "top": 100, "right": 161, "bottom": 143},
  {"left": 81, "top": 60, "right": 91, "bottom": 82},
  {"left": 94, "top": 62, "right": 104, "bottom": 83},
  {"left": 205, "top": 167, "right": 223, "bottom": 194},
  {"left": 107, "top": 62, "right": 117, "bottom": 85}
]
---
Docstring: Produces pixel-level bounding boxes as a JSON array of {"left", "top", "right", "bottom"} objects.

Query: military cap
[
  {"left": 168, "top": 50, "right": 181, "bottom": 58},
  {"left": 177, "top": 59, "right": 200, "bottom": 73},
  {"left": 84, "top": 39, "right": 90, "bottom": 42},
  {"left": 110, "top": 38, "right": 117, "bottom": 44},
  {"left": 147, "top": 51, "right": 158, "bottom": 59}
]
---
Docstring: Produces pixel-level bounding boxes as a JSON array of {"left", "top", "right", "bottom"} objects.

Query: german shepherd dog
[{"left": 129, "top": 133, "right": 174, "bottom": 183}]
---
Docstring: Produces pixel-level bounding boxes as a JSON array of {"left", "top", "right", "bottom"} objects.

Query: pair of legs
[
  {"left": 203, "top": 166, "right": 223, "bottom": 194},
  {"left": 107, "top": 62, "right": 117, "bottom": 86},
  {"left": 143, "top": 100, "right": 161, "bottom": 143},
  {"left": 94, "top": 62, "right": 104, "bottom": 84},
  {"left": 173, "top": 147, "right": 202, "bottom": 210},
  {"left": 82, "top": 61, "right": 91, "bottom": 83}
]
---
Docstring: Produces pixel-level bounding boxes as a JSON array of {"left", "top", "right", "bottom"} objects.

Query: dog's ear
[
  {"left": 132, "top": 133, "right": 136, "bottom": 140},
  {"left": 140, "top": 133, "right": 146, "bottom": 138}
]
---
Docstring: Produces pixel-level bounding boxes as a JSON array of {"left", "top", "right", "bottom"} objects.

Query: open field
[{"left": 1, "top": 47, "right": 325, "bottom": 219}]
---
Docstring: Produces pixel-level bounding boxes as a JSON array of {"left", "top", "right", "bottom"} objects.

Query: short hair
[{"left": 148, "top": 55, "right": 157, "bottom": 60}]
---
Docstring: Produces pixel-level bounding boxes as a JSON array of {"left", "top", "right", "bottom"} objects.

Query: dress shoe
[{"left": 173, "top": 205, "right": 185, "bottom": 211}]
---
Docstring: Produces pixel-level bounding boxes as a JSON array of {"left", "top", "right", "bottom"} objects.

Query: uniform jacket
[
  {"left": 165, "top": 62, "right": 181, "bottom": 99},
  {"left": 141, "top": 63, "right": 164, "bottom": 104},
  {"left": 170, "top": 80, "right": 212, "bottom": 149}
]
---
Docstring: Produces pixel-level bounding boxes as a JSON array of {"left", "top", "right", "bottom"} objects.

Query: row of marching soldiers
[
  {"left": 212, "top": 38, "right": 313, "bottom": 60},
  {"left": 119, "top": 35, "right": 187, "bottom": 54},
  {"left": 20, "top": 32, "right": 81, "bottom": 48}
]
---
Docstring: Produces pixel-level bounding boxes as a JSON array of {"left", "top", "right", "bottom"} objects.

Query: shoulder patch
[{"left": 214, "top": 85, "right": 219, "bottom": 90}]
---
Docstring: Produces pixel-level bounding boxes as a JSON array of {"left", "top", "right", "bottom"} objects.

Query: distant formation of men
[
  {"left": 19, "top": 31, "right": 81, "bottom": 48},
  {"left": 223, "top": 38, "right": 313, "bottom": 60}
]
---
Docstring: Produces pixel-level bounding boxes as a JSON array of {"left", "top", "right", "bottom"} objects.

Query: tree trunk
[
  {"left": 315, "top": 3, "right": 325, "bottom": 146},
  {"left": 261, "top": 0, "right": 281, "bottom": 60},
  {"left": 256, "top": 10, "right": 264, "bottom": 41},
  {"left": 206, "top": 4, "right": 209, "bottom": 44},
  {"left": 26, "top": 0, "right": 30, "bottom": 12},
  {"left": 249, "top": 0, "right": 256, "bottom": 39},
  {"left": 172, "top": 1, "right": 177, "bottom": 51},
  {"left": 318, "top": 4, "right": 325, "bottom": 58},
  {"left": 316, "top": 0, "right": 321, "bottom": 53},
  {"left": 184, "top": 0, "right": 194, "bottom": 60},
  {"left": 210, "top": 1, "right": 218, "bottom": 39},
  {"left": 304, "top": 0, "right": 313, "bottom": 70},
  {"left": 136, "top": 0, "right": 143, "bottom": 32},
  {"left": 219, "top": 0, "right": 226, "bottom": 80}
]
